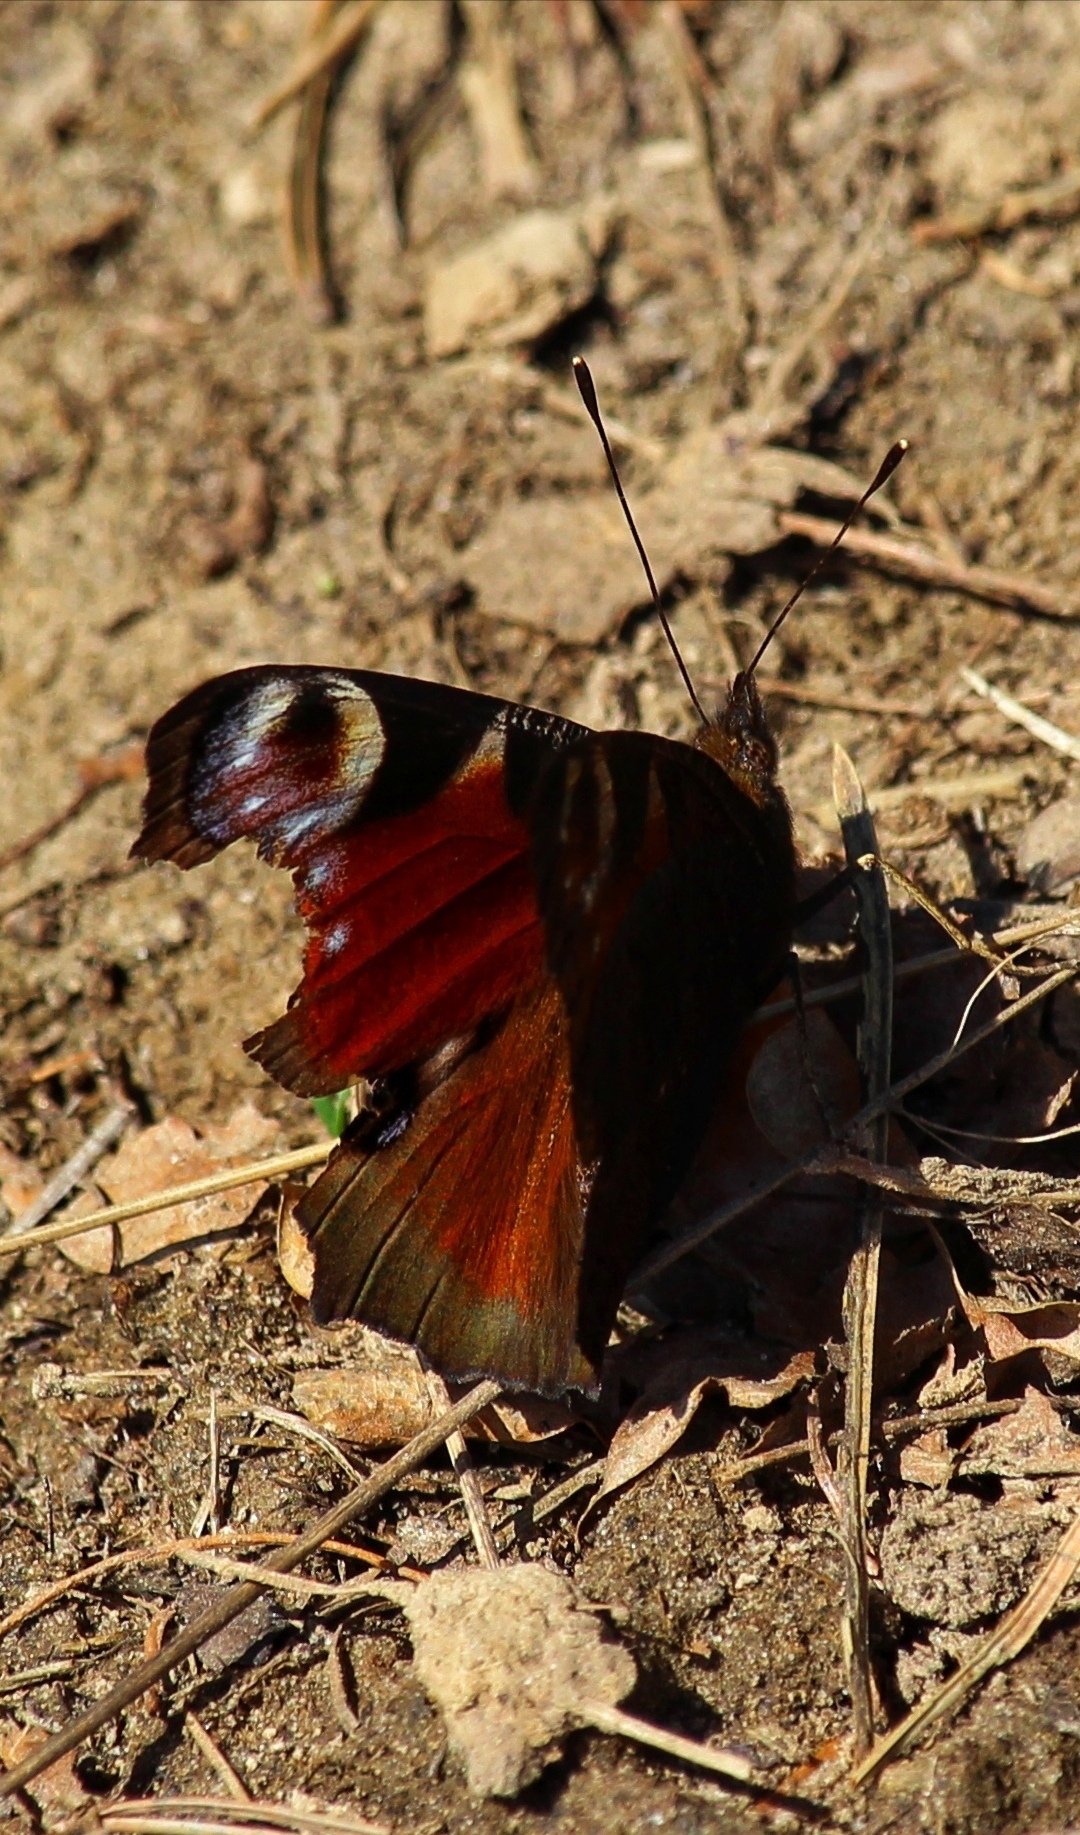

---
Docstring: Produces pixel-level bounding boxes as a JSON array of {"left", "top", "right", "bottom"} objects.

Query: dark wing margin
[{"left": 526, "top": 729, "right": 797, "bottom": 1367}]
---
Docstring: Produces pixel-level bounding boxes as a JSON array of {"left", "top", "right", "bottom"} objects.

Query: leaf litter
[{"left": 3, "top": 2, "right": 1080, "bottom": 1831}]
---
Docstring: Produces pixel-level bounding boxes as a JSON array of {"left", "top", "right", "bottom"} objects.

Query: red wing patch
[
  {"left": 251, "top": 752, "right": 547, "bottom": 1095},
  {"left": 131, "top": 667, "right": 571, "bottom": 1099},
  {"left": 299, "top": 978, "right": 596, "bottom": 1395}
]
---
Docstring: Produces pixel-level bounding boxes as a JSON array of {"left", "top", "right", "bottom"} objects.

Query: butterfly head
[{"left": 696, "top": 670, "right": 780, "bottom": 808}]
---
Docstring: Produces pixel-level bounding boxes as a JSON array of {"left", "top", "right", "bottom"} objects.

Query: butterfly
[{"left": 132, "top": 364, "right": 903, "bottom": 1397}]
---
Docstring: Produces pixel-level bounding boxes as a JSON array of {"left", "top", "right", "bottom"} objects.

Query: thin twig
[
  {"left": 250, "top": 0, "right": 379, "bottom": 129},
  {"left": 754, "top": 172, "right": 902, "bottom": 422},
  {"left": 912, "top": 168, "right": 1080, "bottom": 244},
  {"left": 425, "top": 1371, "right": 499, "bottom": 1570},
  {"left": 759, "top": 679, "right": 932, "bottom": 718},
  {"left": 0, "top": 742, "right": 144, "bottom": 874},
  {"left": 241, "top": 1401, "right": 367, "bottom": 1487},
  {"left": 961, "top": 665, "right": 1080, "bottom": 764},
  {"left": 5, "top": 1102, "right": 133, "bottom": 1236},
  {"left": 531, "top": 1459, "right": 606, "bottom": 1524},
  {"left": 584, "top": 1701, "right": 753, "bottom": 1784},
  {"left": 779, "top": 508, "right": 1079, "bottom": 620},
  {"left": 173, "top": 1549, "right": 403, "bottom": 1604},
  {"left": 634, "top": 961, "right": 1076, "bottom": 1287},
  {"left": 833, "top": 747, "right": 892, "bottom": 1757},
  {"left": 101, "top": 1800, "right": 386, "bottom": 1835},
  {"left": 854, "top": 1503, "right": 1080, "bottom": 1785},
  {"left": 185, "top": 1712, "right": 251, "bottom": 1802},
  {"left": 0, "top": 1143, "right": 331, "bottom": 1260},
  {"left": 713, "top": 1438, "right": 812, "bottom": 1487},
  {"left": 0, "top": 1379, "right": 500, "bottom": 1800},
  {"left": 0, "top": 1531, "right": 417, "bottom": 1646},
  {"left": 0, "top": 1660, "right": 77, "bottom": 1692}
]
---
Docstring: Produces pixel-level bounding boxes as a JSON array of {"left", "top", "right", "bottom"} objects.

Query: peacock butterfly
[{"left": 132, "top": 362, "right": 903, "bottom": 1396}]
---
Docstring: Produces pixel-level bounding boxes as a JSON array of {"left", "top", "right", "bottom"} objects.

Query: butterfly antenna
[
  {"left": 745, "top": 439, "right": 910, "bottom": 678},
  {"left": 573, "top": 355, "right": 708, "bottom": 725}
]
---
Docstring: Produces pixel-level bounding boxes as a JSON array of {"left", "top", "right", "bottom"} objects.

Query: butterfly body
[{"left": 134, "top": 664, "right": 795, "bottom": 1395}]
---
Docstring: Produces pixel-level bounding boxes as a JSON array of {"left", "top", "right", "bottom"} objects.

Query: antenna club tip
[{"left": 572, "top": 354, "right": 599, "bottom": 421}]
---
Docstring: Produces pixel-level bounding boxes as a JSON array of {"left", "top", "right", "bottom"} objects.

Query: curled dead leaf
[
  {"left": 292, "top": 1337, "right": 576, "bottom": 1452},
  {"left": 587, "top": 1337, "right": 816, "bottom": 1518}
]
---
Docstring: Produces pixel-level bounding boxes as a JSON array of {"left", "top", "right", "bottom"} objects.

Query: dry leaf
[
  {"left": 899, "top": 1428, "right": 954, "bottom": 1489},
  {"left": 61, "top": 1102, "right": 280, "bottom": 1272},
  {"left": 589, "top": 1336, "right": 815, "bottom": 1515},
  {"left": 960, "top": 1387, "right": 1080, "bottom": 1481},
  {"left": 0, "top": 1717, "right": 87, "bottom": 1815},
  {"left": 293, "top": 1339, "right": 433, "bottom": 1450},
  {"left": 403, "top": 1566, "right": 635, "bottom": 1798},
  {"left": 278, "top": 1190, "right": 315, "bottom": 1297},
  {"left": 293, "top": 1338, "right": 576, "bottom": 1451},
  {"left": 0, "top": 1143, "right": 45, "bottom": 1220},
  {"left": 968, "top": 1297, "right": 1080, "bottom": 1370}
]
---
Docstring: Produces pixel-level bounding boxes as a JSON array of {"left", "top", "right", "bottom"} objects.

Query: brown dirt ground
[{"left": 2, "top": 2, "right": 1080, "bottom": 1831}]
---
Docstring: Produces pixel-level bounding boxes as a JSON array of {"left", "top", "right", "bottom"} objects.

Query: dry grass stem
[
  {"left": 458, "top": 0, "right": 538, "bottom": 201},
  {"left": 961, "top": 664, "right": 1080, "bottom": 763},
  {"left": 242, "top": 1401, "right": 367, "bottom": 1486},
  {"left": 854, "top": 1505, "right": 1080, "bottom": 1785},
  {"left": 761, "top": 907, "right": 1080, "bottom": 1027},
  {"left": 810, "top": 764, "right": 1033, "bottom": 829},
  {"left": 101, "top": 1799, "right": 386, "bottom": 1835},
  {"left": 426, "top": 1370, "right": 500, "bottom": 1570},
  {"left": 185, "top": 1712, "right": 251, "bottom": 1802},
  {"left": 285, "top": 42, "right": 336, "bottom": 324},
  {"left": 584, "top": 1700, "right": 754, "bottom": 1784},
  {"left": 862, "top": 856, "right": 1006, "bottom": 968},
  {"left": 0, "top": 1143, "right": 331, "bottom": 1261},
  {"left": 912, "top": 168, "right": 1080, "bottom": 243},
  {"left": 779, "top": 508, "right": 1078, "bottom": 619},
  {"left": 637, "top": 961, "right": 1076, "bottom": 1285},
  {"left": 0, "top": 1531, "right": 409, "bottom": 1646},
  {"left": 833, "top": 747, "right": 892, "bottom": 1755},
  {"left": 0, "top": 1378, "right": 500, "bottom": 1799},
  {"left": 806, "top": 1396, "right": 844, "bottom": 1523},
  {"left": 250, "top": 0, "right": 380, "bottom": 130}
]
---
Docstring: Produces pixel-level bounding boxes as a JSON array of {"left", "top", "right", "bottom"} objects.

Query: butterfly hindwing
[{"left": 298, "top": 978, "right": 595, "bottom": 1394}]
